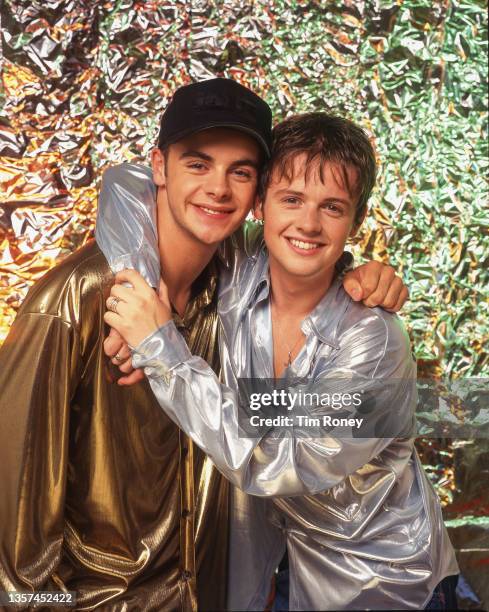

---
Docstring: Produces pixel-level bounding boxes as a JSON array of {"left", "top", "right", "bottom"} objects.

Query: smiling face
[
  {"left": 256, "top": 154, "right": 362, "bottom": 288},
  {"left": 152, "top": 127, "right": 261, "bottom": 248}
]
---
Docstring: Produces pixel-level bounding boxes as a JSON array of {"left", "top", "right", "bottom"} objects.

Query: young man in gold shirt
[{"left": 0, "top": 78, "right": 407, "bottom": 610}]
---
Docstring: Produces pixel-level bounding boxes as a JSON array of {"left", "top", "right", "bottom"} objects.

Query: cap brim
[{"left": 164, "top": 122, "right": 271, "bottom": 158}]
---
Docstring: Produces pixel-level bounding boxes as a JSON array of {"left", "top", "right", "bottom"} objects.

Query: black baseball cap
[{"left": 157, "top": 78, "right": 272, "bottom": 157}]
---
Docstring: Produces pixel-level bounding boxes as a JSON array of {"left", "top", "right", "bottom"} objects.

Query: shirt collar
[
  {"left": 243, "top": 251, "right": 353, "bottom": 349},
  {"left": 190, "top": 257, "right": 219, "bottom": 310},
  {"left": 243, "top": 249, "right": 271, "bottom": 310},
  {"left": 302, "top": 277, "right": 350, "bottom": 349},
  {"left": 304, "top": 252, "right": 354, "bottom": 348},
  {"left": 171, "top": 256, "right": 219, "bottom": 329},
  {"left": 217, "top": 237, "right": 233, "bottom": 269}
]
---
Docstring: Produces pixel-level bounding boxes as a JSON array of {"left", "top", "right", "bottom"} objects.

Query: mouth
[
  {"left": 286, "top": 237, "right": 325, "bottom": 255},
  {"left": 192, "top": 203, "right": 234, "bottom": 220}
]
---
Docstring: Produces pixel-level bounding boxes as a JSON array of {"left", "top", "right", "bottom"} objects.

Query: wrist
[
  {"left": 156, "top": 308, "right": 172, "bottom": 328},
  {"left": 132, "top": 320, "right": 192, "bottom": 375}
]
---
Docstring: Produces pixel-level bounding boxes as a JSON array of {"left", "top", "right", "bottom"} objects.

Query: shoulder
[
  {"left": 234, "top": 220, "right": 264, "bottom": 257},
  {"left": 96, "top": 163, "right": 160, "bottom": 286},
  {"left": 18, "top": 241, "right": 111, "bottom": 325},
  {"left": 220, "top": 220, "right": 264, "bottom": 261},
  {"left": 97, "top": 163, "right": 156, "bottom": 232},
  {"left": 218, "top": 221, "right": 266, "bottom": 294},
  {"left": 97, "top": 163, "right": 156, "bottom": 235},
  {"left": 100, "top": 162, "right": 154, "bottom": 194},
  {"left": 334, "top": 289, "right": 414, "bottom": 376}
]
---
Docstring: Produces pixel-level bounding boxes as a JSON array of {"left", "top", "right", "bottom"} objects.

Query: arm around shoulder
[{"left": 95, "top": 163, "right": 160, "bottom": 286}]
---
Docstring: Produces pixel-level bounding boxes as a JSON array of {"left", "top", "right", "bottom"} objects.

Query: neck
[
  {"left": 269, "top": 262, "right": 335, "bottom": 318},
  {"left": 157, "top": 191, "right": 216, "bottom": 316}
]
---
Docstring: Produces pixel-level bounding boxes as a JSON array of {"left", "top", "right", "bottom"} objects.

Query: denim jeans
[
  {"left": 272, "top": 570, "right": 459, "bottom": 611},
  {"left": 272, "top": 568, "right": 290, "bottom": 612},
  {"left": 425, "top": 575, "right": 459, "bottom": 610}
]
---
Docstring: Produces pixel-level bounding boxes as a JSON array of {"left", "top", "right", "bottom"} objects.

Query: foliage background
[{"left": 1, "top": 0, "right": 488, "bottom": 605}]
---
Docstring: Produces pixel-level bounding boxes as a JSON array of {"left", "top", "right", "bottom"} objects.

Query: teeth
[
  {"left": 289, "top": 239, "right": 320, "bottom": 251},
  {"left": 200, "top": 207, "right": 227, "bottom": 215}
]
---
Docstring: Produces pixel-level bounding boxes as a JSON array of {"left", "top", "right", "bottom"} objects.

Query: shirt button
[
  {"left": 182, "top": 570, "right": 192, "bottom": 580},
  {"left": 181, "top": 508, "right": 190, "bottom": 519}
]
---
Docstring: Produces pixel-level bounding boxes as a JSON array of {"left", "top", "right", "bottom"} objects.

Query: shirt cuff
[{"left": 132, "top": 320, "right": 192, "bottom": 379}]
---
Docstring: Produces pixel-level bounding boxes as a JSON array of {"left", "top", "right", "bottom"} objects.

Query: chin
[
  {"left": 283, "top": 260, "right": 335, "bottom": 281},
  {"left": 281, "top": 264, "right": 318, "bottom": 279},
  {"left": 195, "top": 230, "right": 229, "bottom": 246}
]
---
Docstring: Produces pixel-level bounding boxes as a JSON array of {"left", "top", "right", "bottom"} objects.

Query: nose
[
  {"left": 296, "top": 205, "right": 321, "bottom": 235},
  {"left": 205, "top": 169, "right": 231, "bottom": 202}
]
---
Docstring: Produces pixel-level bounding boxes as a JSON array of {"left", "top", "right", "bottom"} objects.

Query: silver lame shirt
[{"left": 95, "top": 163, "right": 458, "bottom": 611}]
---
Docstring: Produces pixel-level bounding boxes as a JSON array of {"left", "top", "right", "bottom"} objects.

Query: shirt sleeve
[
  {"left": 95, "top": 163, "right": 160, "bottom": 287},
  {"left": 0, "top": 312, "right": 79, "bottom": 591},
  {"left": 132, "top": 312, "right": 417, "bottom": 498}
]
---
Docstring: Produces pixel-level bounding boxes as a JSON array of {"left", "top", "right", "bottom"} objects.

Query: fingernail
[{"left": 351, "top": 288, "right": 361, "bottom": 300}]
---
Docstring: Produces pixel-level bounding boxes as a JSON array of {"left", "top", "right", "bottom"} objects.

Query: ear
[
  {"left": 253, "top": 196, "right": 264, "bottom": 221},
  {"left": 151, "top": 148, "right": 167, "bottom": 187}
]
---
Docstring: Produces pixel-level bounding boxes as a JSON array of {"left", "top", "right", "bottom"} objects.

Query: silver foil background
[{"left": 1, "top": 1, "right": 488, "bottom": 606}]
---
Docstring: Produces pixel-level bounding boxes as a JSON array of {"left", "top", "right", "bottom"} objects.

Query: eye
[
  {"left": 283, "top": 197, "right": 300, "bottom": 205},
  {"left": 233, "top": 168, "right": 252, "bottom": 178},
  {"left": 187, "top": 161, "right": 206, "bottom": 170},
  {"left": 322, "top": 203, "right": 342, "bottom": 215}
]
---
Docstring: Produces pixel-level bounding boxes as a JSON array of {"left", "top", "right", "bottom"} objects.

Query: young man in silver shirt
[{"left": 98, "top": 111, "right": 458, "bottom": 610}]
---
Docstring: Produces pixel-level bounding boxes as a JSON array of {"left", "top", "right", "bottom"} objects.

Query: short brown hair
[{"left": 259, "top": 113, "right": 377, "bottom": 227}]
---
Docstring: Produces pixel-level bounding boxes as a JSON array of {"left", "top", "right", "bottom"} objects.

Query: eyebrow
[
  {"left": 275, "top": 188, "right": 352, "bottom": 207},
  {"left": 275, "top": 188, "right": 305, "bottom": 197},
  {"left": 179, "top": 150, "right": 259, "bottom": 169},
  {"left": 230, "top": 158, "right": 259, "bottom": 169},
  {"left": 180, "top": 150, "right": 212, "bottom": 162}
]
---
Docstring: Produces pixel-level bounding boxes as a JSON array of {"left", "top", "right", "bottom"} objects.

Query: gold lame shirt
[{"left": 0, "top": 241, "right": 228, "bottom": 611}]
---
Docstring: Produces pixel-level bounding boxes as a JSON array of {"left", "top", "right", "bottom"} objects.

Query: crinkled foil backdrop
[{"left": 1, "top": 0, "right": 488, "bottom": 606}]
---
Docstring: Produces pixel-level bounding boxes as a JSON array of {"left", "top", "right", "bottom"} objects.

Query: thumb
[{"left": 342, "top": 271, "right": 363, "bottom": 301}]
